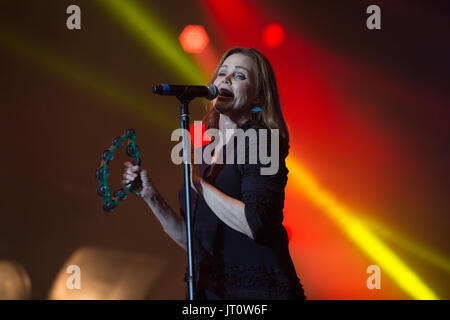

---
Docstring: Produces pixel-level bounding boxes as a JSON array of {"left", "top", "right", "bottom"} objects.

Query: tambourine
[{"left": 95, "top": 128, "right": 141, "bottom": 212}]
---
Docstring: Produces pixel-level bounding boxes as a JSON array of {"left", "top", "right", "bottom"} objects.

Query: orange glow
[{"left": 179, "top": 25, "right": 210, "bottom": 53}]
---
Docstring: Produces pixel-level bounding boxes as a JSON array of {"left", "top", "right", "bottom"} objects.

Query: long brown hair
[{"left": 203, "top": 47, "right": 290, "bottom": 153}]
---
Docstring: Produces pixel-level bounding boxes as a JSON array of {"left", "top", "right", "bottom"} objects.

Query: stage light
[
  {"left": 0, "top": 261, "right": 31, "bottom": 299},
  {"left": 364, "top": 216, "right": 450, "bottom": 274},
  {"left": 263, "top": 23, "right": 285, "bottom": 48},
  {"left": 97, "top": 0, "right": 207, "bottom": 83},
  {"left": 189, "top": 121, "right": 212, "bottom": 148},
  {"left": 179, "top": 25, "right": 210, "bottom": 54},
  {"left": 48, "top": 247, "right": 167, "bottom": 300}
]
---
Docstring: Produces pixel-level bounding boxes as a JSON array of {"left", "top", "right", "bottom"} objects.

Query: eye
[
  {"left": 218, "top": 72, "right": 226, "bottom": 77},
  {"left": 235, "top": 73, "right": 246, "bottom": 80}
]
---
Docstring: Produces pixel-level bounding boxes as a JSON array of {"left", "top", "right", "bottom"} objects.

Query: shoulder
[
  {"left": 233, "top": 133, "right": 288, "bottom": 178},
  {"left": 239, "top": 120, "right": 289, "bottom": 159}
]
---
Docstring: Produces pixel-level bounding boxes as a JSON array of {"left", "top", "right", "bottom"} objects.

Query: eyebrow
[{"left": 219, "top": 65, "right": 250, "bottom": 73}]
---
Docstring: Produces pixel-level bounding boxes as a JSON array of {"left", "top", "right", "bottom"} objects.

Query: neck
[
  {"left": 219, "top": 114, "right": 237, "bottom": 131},
  {"left": 218, "top": 113, "right": 249, "bottom": 145},
  {"left": 218, "top": 113, "right": 250, "bottom": 130}
]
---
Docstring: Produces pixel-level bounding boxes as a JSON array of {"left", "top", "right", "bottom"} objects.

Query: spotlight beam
[
  {"left": 286, "top": 156, "right": 439, "bottom": 300},
  {"left": 0, "top": 29, "right": 174, "bottom": 131},
  {"left": 97, "top": 0, "right": 208, "bottom": 84},
  {"left": 364, "top": 217, "right": 450, "bottom": 275}
]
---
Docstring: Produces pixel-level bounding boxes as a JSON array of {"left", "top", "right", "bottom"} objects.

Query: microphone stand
[
  {"left": 179, "top": 97, "right": 195, "bottom": 300},
  {"left": 152, "top": 84, "right": 218, "bottom": 300}
]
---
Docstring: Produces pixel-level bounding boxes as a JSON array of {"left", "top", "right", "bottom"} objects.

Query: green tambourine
[{"left": 95, "top": 128, "right": 141, "bottom": 212}]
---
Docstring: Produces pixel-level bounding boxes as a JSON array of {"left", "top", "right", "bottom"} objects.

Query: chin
[{"left": 213, "top": 102, "right": 233, "bottom": 115}]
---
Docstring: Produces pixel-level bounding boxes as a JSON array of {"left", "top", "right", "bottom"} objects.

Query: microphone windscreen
[{"left": 207, "top": 84, "right": 219, "bottom": 100}]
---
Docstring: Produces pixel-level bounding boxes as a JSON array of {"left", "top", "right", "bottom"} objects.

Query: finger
[
  {"left": 127, "top": 165, "right": 140, "bottom": 174},
  {"left": 123, "top": 173, "right": 137, "bottom": 181},
  {"left": 128, "top": 173, "right": 137, "bottom": 180},
  {"left": 126, "top": 167, "right": 136, "bottom": 175}
]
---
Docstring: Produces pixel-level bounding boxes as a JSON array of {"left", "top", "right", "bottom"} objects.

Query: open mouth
[{"left": 218, "top": 88, "right": 234, "bottom": 99}]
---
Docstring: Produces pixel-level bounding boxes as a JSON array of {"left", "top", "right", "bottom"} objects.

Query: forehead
[{"left": 220, "top": 53, "right": 255, "bottom": 72}]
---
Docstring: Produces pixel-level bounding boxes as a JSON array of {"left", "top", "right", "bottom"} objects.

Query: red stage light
[
  {"left": 179, "top": 25, "right": 210, "bottom": 53},
  {"left": 263, "top": 23, "right": 285, "bottom": 48},
  {"left": 190, "top": 121, "right": 212, "bottom": 148}
]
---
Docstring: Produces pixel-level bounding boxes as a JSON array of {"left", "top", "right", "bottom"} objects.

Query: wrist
[{"left": 142, "top": 189, "right": 158, "bottom": 204}]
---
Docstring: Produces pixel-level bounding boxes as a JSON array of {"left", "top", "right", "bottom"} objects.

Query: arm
[
  {"left": 142, "top": 186, "right": 187, "bottom": 251},
  {"left": 124, "top": 164, "right": 187, "bottom": 250},
  {"left": 196, "top": 179, "right": 254, "bottom": 239}
]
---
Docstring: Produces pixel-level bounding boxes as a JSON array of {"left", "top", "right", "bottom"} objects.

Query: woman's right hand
[{"left": 122, "top": 162, "right": 155, "bottom": 200}]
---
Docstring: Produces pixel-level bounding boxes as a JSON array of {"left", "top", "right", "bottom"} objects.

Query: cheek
[
  {"left": 233, "top": 84, "right": 251, "bottom": 104},
  {"left": 232, "top": 95, "right": 249, "bottom": 111}
]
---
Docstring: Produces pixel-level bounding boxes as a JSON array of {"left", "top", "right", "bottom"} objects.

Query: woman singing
[{"left": 123, "top": 47, "right": 306, "bottom": 300}]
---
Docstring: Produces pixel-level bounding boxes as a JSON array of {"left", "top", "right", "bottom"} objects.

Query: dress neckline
[{"left": 201, "top": 118, "right": 254, "bottom": 178}]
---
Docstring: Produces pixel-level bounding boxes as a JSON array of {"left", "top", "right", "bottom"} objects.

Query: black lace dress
[{"left": 178, "top": 120, "right": 306, "bottom": 300}]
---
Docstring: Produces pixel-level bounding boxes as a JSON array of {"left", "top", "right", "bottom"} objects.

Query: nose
[{"left": 222, "top": 72, "right": 232, "bottom": 84}]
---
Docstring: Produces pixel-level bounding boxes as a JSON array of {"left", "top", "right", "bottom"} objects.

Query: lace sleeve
[{"left": 237, "top": 134, "right": 289, "bottom": 244}]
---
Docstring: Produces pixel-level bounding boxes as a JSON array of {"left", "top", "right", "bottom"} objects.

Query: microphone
[{"left": 152, "top": 84, "right": 218, "bottom": 100}]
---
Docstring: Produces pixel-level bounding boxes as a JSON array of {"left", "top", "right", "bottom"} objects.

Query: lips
[{"left": 218, "top": 88, "right": 234, "bottom": 98}]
